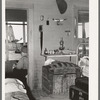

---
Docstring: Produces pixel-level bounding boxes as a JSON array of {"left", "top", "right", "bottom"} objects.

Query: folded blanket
[{"left": 11, "top": 91, "right": 29, "bottom": 100}]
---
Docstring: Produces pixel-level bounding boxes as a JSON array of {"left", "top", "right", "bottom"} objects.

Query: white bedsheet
[
  {"left": 5, "top": 78, "right": 29, "bottom": 100},
  {"left": 5, "top": 78, "right": 26, "bottom": 93}
]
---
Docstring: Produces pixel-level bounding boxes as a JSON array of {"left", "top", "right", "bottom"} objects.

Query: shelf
[
  {"left": 42, "top": 54, "right": 77, "bottom": 64},
  {"left": 42, "top": 54, "right": 77, "bottom": 57}
]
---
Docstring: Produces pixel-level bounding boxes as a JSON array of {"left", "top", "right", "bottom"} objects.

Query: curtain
[
  {"left": 78, "top": 10, "right": 89, "bottom": 23},
  {"left": 82, "top": 23, "right": 86, "bottom": 56}
]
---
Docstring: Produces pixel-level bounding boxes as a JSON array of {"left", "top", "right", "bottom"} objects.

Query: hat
[{"left": 21, "top": 45, "right": 27, "bottom": 53}]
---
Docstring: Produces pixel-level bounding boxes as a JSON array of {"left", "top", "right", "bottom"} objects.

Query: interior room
[{"left": 5, "top": 0, "right": 89, "bottom": 100}]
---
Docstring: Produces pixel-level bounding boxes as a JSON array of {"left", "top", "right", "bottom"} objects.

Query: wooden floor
[{"left": 32, "top": 89, "right": 70, "bottom": 100}]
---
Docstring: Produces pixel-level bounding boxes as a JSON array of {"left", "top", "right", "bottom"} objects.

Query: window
[
  {"left": 75, "top": 9, "right": 89, "bottom": 39},
  {"left": 6, "top": 21, "right": 27, "bottom": 43}
]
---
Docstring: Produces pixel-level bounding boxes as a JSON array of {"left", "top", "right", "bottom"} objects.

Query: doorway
[{"left": 5, "top": 9, "right": 27, "bottom": 61}]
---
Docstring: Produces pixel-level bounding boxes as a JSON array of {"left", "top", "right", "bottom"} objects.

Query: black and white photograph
[{"left": 2, "top": 0, "right": 98, "bottom": 100}]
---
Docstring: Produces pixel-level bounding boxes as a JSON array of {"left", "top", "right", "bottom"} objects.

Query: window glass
[
  {"left": 85, "top": 22, "right": 89, "bottom": 38},
  {"left": 7, "top": 21, "right": 23, "bottom": 24},
  {"left": 11, "top": 25, "right": 23, "bottom": 41},
  {"left": 78, "top": 22, "right": 89, "bottom": 38},
  {"left": 78, "top": 23, "right": 82, "bottom": 38}
]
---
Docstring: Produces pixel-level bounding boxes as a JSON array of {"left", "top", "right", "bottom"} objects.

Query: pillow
[{"left": 78, "top": 56, "right": 89, "bottom": 77}]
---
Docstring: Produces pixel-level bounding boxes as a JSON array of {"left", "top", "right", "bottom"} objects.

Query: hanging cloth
[
  {"left": 82, "top": 23, "right": 86, "bottom": 56},
  {"left": 82, "top": 23, "right": 86, "bottom": 38},
  {"left": 6, "top": 25, "right": 15, "bottom": 42}
]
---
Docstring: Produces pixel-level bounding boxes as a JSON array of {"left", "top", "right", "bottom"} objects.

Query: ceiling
[{"left": 6, "top": 0, "right": 89, "bottom": 5}]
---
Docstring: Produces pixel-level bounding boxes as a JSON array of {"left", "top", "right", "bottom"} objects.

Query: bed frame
[{"left": 76, "top": 42, "right": 89, "bottom": 65}]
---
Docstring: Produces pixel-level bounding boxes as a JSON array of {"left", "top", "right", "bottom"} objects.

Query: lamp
[{"left": 59, "top": 37, "right": 65, "bottom": 54}]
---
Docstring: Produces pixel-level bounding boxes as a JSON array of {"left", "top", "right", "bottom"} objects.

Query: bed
[
  {"left": 5, "top": 67, "right": 36, "bottom": 100},
  {"left": 5, "top": 78, "right": 29, "bottom": 100}
]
